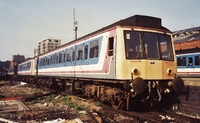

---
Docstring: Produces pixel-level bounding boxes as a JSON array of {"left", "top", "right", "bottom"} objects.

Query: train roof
[
  {"left": 35, "top": 15, "right": 170, "bottom": 58},
  {"left": 76, "top": 15, "right": 170, "bottom": 41}
]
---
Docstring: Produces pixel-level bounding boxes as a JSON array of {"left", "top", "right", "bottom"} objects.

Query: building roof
[
  {"left": 174, "top": 40, "right": 200, "bottom": 50},
  {"left": 173, "top": 26, "right": 200, "bottom": 43}
]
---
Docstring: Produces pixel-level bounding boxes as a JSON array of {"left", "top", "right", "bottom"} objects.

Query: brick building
[
  {"left": 0, "top": 60, "right": 10, "bottom": 71},
  {"left": 10, "top": 54, "right": 25, "bottom": 67}
]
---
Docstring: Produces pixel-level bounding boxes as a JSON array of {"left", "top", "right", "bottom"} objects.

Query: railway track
[
  {"left": 1, "top": 80, "right": 200, "bottom": 122},
  {"left": 159, "top": 110, "right": 200, "bottom": 123},
  {"left": 0, "top": 84, "right": 30, "bottom": 113},
  {"left": 0, "top": 99, "right": 30, "bottom": 113},
  {"left": 95, "top": 104, "right": 200, "bottom": 123}
]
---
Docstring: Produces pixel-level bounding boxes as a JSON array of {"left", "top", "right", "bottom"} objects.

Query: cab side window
[{"left": 108, "top": 37, "right": 114, "bottom": 56}]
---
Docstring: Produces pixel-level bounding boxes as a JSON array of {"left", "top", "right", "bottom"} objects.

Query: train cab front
[{"left": 118, "top": 28, "right": 185, "bottom": 106}]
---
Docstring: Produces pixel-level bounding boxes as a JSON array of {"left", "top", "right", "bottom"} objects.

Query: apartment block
[{"left": 37, "top": 38, "right": 61, "bottom": 55}]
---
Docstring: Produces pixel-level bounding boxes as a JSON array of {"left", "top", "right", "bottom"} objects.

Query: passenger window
[
  {"left": 52, "top": 55, "right": 54, "bottom": 64},
  {"left": 59, "top": 52, "right": 63, "bottom": 63},
  {"left": 39, "top": 59, "right": 41, "bottom": 66},
  {"left": 195, "top": 56, "right": 200, "bottom": 65},
  {"left": 90, "top": 40, "right": 99, "bottom": 58},
  {"left": 76, "top": 45, "right": 83, "bottom": 60},
  {"left": 84, "top": 45, "right": 88, "bottom": 59},
  {"left": 108, "top": 37, "right": 114, "bottom": 56},
  {"left": 188, "top": 57, "right": 193, "bottom": 66},
  {"left": 66, "top": 49, "right": 71, "bottom": 62},
  {"left": 46, "top": 57, "right": 48, "bottom": 66},
  {"left": 47, "top": 56, "right": 50, "bottom": 65},
  {"left": 72, "top": 50, "right": 75, "bottom": 61},
  {"left": 41, "top": 58, "right": 43, "bottom": 66},
  {"left": 49, "top": 55, "right": 52, "bottom": 65},
  {"left": 63, "top": 52, "right": 66, "bottom": 63},
  {"left": 45, "top": 57, "right": 47, "bottom": 66},
  {"left": 56, "top": 54, "right": 59, "bottom": 64},
  {"left": 177, "top": 57, "right": 186, "bottom": 66},
  {"left": 43, "top": 58, "right": 45, "bottom": 66}
]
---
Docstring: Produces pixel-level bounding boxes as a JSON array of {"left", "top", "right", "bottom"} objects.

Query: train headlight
[
  {"left": 133, "top": 68, "right": 139, "bottom": 75},
  {"left": 167, "top": 69, "right": 173, "bottom": 75}
]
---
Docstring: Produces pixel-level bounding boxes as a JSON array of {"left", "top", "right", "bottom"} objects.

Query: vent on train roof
[{"left": 117, "top": 15, "right": 162, "bottom": 29}]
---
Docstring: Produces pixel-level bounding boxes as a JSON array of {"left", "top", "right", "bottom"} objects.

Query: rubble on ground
[{"left": 0, "top": 81, "right": 103, "bottom": 122}]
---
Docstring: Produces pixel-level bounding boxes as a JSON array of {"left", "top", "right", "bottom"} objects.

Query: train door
[
  {"left": 187, "top": 56, "right": 194, "bottom": 77},
  {"left": 107, "top": 37, "right": 115, "bottom": 78},
  {"left": 71, "top": 46, "right": 76, "bottom": 77},
  {"left": 74, "top": 44, "right": 84, "bottom": 77},
  {"left": 83, "top": 43, "right": 89, "bottom": 78},
  {"left": 36, "top": 58, "right": 39, "bottom": 76},
  {"left": 107, "top": 29, "right": 116, "bottom": 79},
  {"left": 194, "top": 55, "right": 200, "bottom": 77}
]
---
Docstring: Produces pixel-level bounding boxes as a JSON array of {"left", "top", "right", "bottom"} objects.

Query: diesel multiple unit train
[
  {"left": 177, "top": 52, "right": 200, "bottom": 77},
  {"left": 7, "top": 15, "right": 184, "bottom": 110}
]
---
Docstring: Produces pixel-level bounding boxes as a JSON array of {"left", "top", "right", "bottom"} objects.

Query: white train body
[
  {"left": 177, "top": 52, "right": 200, "bottom": 77},
  {"left": 13, "top": 15, "right": 184, "bottom": 110}
]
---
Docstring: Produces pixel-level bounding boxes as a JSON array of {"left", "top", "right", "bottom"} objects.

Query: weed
[
  {"left": 30, "top": 100, "right": 37, "bottom": 105},
  {"left": 95, "top": 101, "right": 102, "bottom": 107},
  {"left": 74, "top": 105, "right": 82, "bottom": 110},
  {"left": 61, "top": 96, "right": 71, "bottom": 102},
  {"left": 75, "top": 97, "right": 80, "bottom": 101},
  {"left": 46, "top": 94, "right": 56, "bottom": 102},
  {"left": 33, "top": 88, "right": 39, "bottom": 92},
  {"left": 64, "top": 102, "right": 74, "bottom": 108},
  {"left": 189, "top": 113, "right": 196, "bottom": 117}
]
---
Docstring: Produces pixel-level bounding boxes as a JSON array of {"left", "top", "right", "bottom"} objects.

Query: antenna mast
[{"left": 73, "top": 8, "right": 78, "bottom": 40}]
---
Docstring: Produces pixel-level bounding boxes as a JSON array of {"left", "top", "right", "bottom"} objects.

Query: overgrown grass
[
  {"left": 95, "top": 101, "right": 102, "bottom": 107},
  {"left": 28, "top": 100, "right": 38, "bottom": 105},
  {"left": 45, "top": 94, "right": 56, "bottom": 102},
  {"left": 60, "top": 96, "right": 85, "bottom": 110},
  {"left": 60, "top": 96, "right": 71, "bottom": 102},
  {"left": 33, "top": 88, "right": 41, "bottom": 93}
]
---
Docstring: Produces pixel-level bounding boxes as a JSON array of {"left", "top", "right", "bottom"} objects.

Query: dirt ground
[{"left": 0, "top": 81, "right": 109, "bottom": 123}]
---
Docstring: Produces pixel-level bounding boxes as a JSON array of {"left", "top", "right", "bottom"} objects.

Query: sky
[{"left": 1, "top": 0, "right": 200, "bottom": 61}]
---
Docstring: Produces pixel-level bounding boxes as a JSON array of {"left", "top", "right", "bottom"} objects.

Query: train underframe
[{"left": 12, "top": 75, "right": 183, "bottom": 110}]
